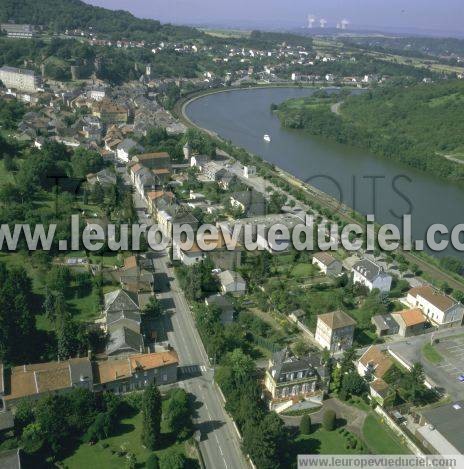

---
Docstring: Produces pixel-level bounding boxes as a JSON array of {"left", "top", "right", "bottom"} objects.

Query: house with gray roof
[
  {"left": 218, "top": 270, "right": 246, "bottom": 296},
  {"left": 205, "top": 294, "right": 235, "bottom": 324},
  {"left": 86, "top": 168, "right": 117, "bottom": 187},
  {"left": 230, "top": 190, "right": 267, "bottom": 217},
  {"left": 106, "top": 327, "right": 145, "bottom": 358},
  {"left": 106, "top": 311, "right": 142, "bottom": 334},
  {"left": 104, "top": 289, "right": 140, "bottom": 315},
  {"left": 264, "top": 348, "right": 328, "bottom": 412},
  {"left": 371, "top": 313, "right": 400, "bottom": 337},
  {"left": 416, "top": 401, "right": 464, "bottom": 454},
  {"left": 116, "top": 138, "right": 144, "bottom": 163},
  {"left": 103, "top": 289, "right": 146, "bottom": 357},
  {"left": 352, "top": 259, "right": 392, "bottom": 292}
]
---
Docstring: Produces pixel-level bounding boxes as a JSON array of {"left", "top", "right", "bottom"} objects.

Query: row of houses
[
  {"left": 312, "top": 252, "right": 464, "bottom": 330},
  {"left": 0, "top": 348, "right": 179, "bottom": 411}
]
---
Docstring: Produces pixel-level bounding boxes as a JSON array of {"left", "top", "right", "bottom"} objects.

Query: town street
[{"left": 130, "top": 186, "right": 248, "bottom": 469}]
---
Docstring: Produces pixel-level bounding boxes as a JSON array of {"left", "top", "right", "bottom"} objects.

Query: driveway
[{"left": 282, "top": 397, "right": 368, "bottom": 438}]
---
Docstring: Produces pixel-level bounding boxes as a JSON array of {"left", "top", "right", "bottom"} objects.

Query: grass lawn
[
  {"left": 292, "top": 424, "right": 363, "bottom": 455},
  {"left": 68, "top": 286, "right": 101, "bottom": 322},
  {"left": 362, "top": 415, "right": 410, "bottom": 454},
  {"left": 62, "top": 410, "right": 193, "bottom": 468},
  {"left": 422, "top": 343, "right": 443, "bottom": 364},
  {"left": 347, "top": 396, "right": 371, "bottom": 413},
  {"left": 290, "top": 263, "right": 318, "bottom": 279}
]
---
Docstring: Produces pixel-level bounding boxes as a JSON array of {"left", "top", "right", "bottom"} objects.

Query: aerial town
[{"left": 1, "top": 1, "right": 464, "bottom": 468}]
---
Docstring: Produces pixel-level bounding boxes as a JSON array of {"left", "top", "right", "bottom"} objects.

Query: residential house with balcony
[{"left": 264, "top": 348, "right": 328, "bottom": 413}]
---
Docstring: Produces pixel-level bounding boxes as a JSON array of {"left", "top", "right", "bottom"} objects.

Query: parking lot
[
  {"left": 388, "top": 328, "right": 464, "bottom": 401},
  {"left": 435, "top": 335, "right": 464, "bottom": 384}
]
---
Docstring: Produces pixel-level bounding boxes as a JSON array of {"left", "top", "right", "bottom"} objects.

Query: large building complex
[
  {"left": 0, "top": 66, "right": 42, "bottom": 93},
  {"left": 0, "top": 23, "right": 37, "bottom": 39}
]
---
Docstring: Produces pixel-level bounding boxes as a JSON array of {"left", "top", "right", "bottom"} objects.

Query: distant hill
[{"left": 0, "top": 0, "right": 203, "bottom": 41}]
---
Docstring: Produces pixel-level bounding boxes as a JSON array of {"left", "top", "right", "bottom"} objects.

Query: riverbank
[{"left": 177, "top": 87, "right": 464, "bottom": 292}]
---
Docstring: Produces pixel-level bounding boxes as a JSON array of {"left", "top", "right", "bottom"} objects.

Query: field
[
  {"left": 365, "top": 50, "right": 464, "bottom": 75},
  {"left": 291, "top": 424, "right": 363, "bottom": 455},
  {"left": 200, "top": 28, "right": 251, "bottom": 39},
  {"left": 362, "top": 415, "right": 410, "bottom": 454}
]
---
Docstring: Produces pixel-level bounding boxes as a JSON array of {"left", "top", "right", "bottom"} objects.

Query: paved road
[
  {"left": 386, "top": 326, "right": 464, "bottom": 401},
  {"left": 130, "top": 187, "right": 248, "bottom": 469}
]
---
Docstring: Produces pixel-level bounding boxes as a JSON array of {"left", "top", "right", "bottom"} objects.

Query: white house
[
  {"left": 116, "top": 138, "right": 143, "bottom": 163},
  {"left": 190, "top": 154, "right": 210, "bottom": 168},
  {"left": 218, "top": 270, "right": 246, "bottom": 296},
  {"left": 406, "top": 286, "right": 464, "bottom": 328},
  {"left": 89, "top": 86, "right": 107, "bottom": 101},
  {"left": 352, "top": 259, "right": 392, "bottom": 293},
  {"left": 312, "top": 252, "right": 342, "bottom": 276},
  {"left": 243, "top": 165, "right": 256, "bottom": 178}
]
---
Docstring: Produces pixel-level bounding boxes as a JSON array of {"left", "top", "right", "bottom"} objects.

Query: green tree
[
  {"left": 322, "top": 409, "right": 336, "bottom": 431},
  {"left": 164, "top": 389, "right": 192, "bottom": 440},
  {"left": 159, "top": 451, "right": 186, "bottom": 469},
  {"left": 21, "top": 422, "right": 44, "bottom": 453},
  {"left": 300, "top": 414, "right": 311, "bottom": 435},
  {"left": 242, "top": 412, "right": 288, "bottom": 469},
  {"left": 293, "top": 340, "right": 310, "bottom": 358},
  {"left": 330, "top": 365, "right": 343, "bottom": 394},
  {"left": 83, "top": 412, "right": 111, "bottom": 443},
  {"left": 143, "top": 296, "right": 162, "bottom": 318},
  {"left": 341, "top": 372, "right": 367, "bottom": 399},
  {"left": 92, "top": 182, "right": 105, "bottom": 204},
  {"left": 141, "top": 383, "right": 162, "bottom": 450},
  {"left": 146, "top": 454, "right": 160, "bottom": 469}
]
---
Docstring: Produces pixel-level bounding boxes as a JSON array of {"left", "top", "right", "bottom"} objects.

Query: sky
[{"left": 84, "top": 0, "right": 464, "bottom": 35}]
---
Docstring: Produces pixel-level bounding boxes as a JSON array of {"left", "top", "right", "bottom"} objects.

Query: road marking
[{"left": 203, "top": 401, "right": 229, "bottom": 469}]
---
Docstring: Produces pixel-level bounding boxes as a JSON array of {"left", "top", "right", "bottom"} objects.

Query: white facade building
[
  {"left": 312, "top": 252, "right": 342, "bottom": 276},
  {"left": 352, "top": 259, "right": 392, "bottom": 292},
  {"left": 406, "top": 286, "right": 464, "bottom": 327},
  {"left": 0, "top": 66, "right": 41, "bottom": 93}
]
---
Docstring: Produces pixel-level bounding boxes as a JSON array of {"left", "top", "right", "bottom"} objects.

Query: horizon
[{"left": 84, "top": 0, "right": 464, "bottom": 37}]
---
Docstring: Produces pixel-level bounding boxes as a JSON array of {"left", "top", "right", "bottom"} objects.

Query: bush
[
  {"left": 322, "top": 409, "right": 336, "bottom": 431},
  {"left": 159, "top": 451, "right": 186, "bottom": 469},
  {"left": 299, "top": 414, "right": 311, "bottom": 435}
]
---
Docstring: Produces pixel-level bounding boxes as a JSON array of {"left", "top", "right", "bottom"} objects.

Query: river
[{"left": 185, "top": 87, "right": 464, "bottom": 258}]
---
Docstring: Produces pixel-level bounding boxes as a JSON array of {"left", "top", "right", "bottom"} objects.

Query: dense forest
[
  {"left": 0, "top": 0, "right": 203, "bottom": 41},
  {"left": 343, "top": 36, "right": 464, "bottom": 61},
  {"left": 276, "top": 80, "right": 464, "bottom": 182}
]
